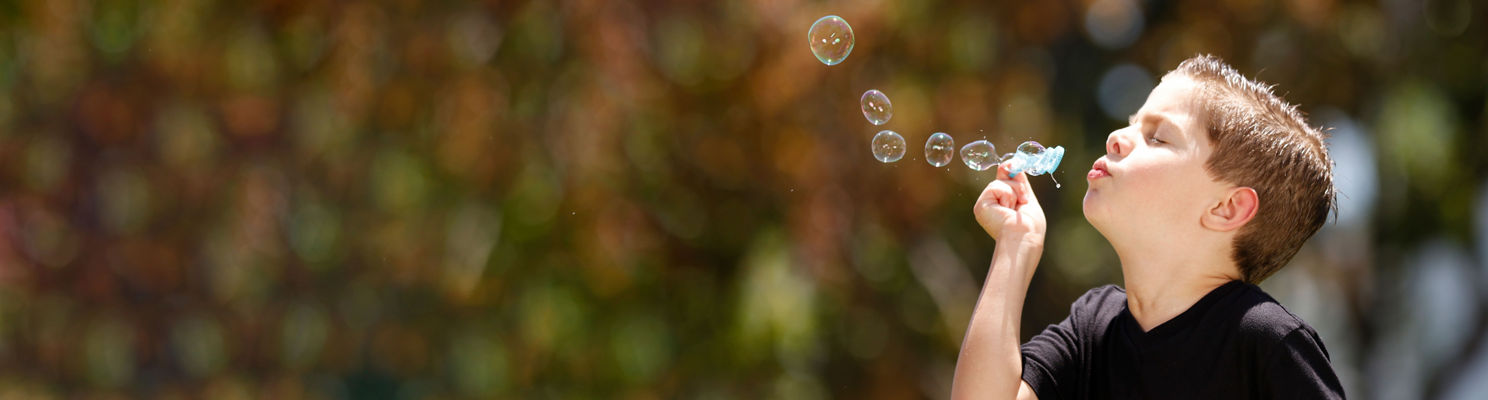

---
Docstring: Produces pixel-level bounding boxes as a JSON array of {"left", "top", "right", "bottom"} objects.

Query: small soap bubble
[
  {"left": 808, "top": 15, "right": 855, "bottom": 66},
  {"left": 959, "top": 140, "right": 999, "bottom": 171},
  {"left": 861, "top": 90, "right": 892, "bottom": 125},
  {"left": 1016, "top": 141, "right": 1045, "bottom": 157},
  {"left": 872, "top": 130, "right": 906, "bottom": 163},
  {"left": 925, "top": 132, "right": 955, "bottom": 167}
]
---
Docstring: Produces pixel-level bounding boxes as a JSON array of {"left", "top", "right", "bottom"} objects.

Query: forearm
[{"left": 951, "top": 234, "right": 1043, "bottom": 400}]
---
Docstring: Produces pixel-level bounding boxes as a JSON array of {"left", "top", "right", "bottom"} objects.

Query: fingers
[
  {"left": 996, "top": 163, "right": 1038, "bottom": 206},
  {"left": 995, "top": 162, "right": 1030, "bottom": 185},
  {"left": 996, "top": 181, "right": 1017, "bottom": 209},
  {"left": 995, "top": 162, "right": 1013, "bottom": 181},
  {"left": 980, "top": 179, "right": 1016, "bottom": 209}
]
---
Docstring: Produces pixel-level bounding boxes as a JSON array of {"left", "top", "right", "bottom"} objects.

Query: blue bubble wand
[{"left": 1004, "top": 141, "right": 1065, "bottom": 188}]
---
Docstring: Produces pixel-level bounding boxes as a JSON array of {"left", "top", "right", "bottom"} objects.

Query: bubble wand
[{"left": 962, "top": 140, "right": 1066, "bottom": 188}]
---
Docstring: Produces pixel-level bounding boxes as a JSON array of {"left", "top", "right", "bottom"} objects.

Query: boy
[{"left": 950, "top": 55, "right": 1345, "bottom": 399}]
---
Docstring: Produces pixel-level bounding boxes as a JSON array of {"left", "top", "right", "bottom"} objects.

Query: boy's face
[{"left": 1083, "top": 76, "right": 1230, "bottom": 241}]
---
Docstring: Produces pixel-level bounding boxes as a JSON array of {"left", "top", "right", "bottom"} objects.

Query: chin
[
  {"left": 1082, "top": 194, "right": 1103, "bottom": 227},
  {"left": 1082, "top": 190, "right": 1118, "bottom": 233},
  {"left": 1082, "top": 188, "right": 1100, "bottom": 213}
]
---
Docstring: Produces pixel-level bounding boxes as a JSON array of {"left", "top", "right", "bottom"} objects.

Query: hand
[{"left": 973, "top": 162, "right": 1047, "bottom": 244}]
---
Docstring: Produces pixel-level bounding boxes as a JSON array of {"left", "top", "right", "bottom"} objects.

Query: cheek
[
  {"left": 1115, "top": 163, "right": 1192, "bottom": 209},
  {"left": 1137, "top": 164, "right": 1216, "bottom": 219}
]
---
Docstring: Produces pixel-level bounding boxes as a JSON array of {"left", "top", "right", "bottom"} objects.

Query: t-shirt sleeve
[
  {"left": 1020, "top": 286, "right": 1112, "bottom": 400},
  {"left": 1021, "top": 315, "right": 1081, "bottom": 400},
  {"left": 1262, "top": 328, "right": 1346, "bottom": 399}
]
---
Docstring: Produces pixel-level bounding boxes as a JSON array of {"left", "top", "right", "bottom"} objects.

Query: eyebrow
[{"left": 1128, "top": 112, "right": 1184, "bottom": 139}]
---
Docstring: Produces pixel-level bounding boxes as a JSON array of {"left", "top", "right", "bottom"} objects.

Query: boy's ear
[{"left": 1201, "top": 186, "right": 1258, "bottom": 232}]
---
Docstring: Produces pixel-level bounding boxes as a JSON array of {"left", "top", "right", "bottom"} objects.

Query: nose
[{"left": 1105, "top": 129, "right": 1132, "bottom": 158}]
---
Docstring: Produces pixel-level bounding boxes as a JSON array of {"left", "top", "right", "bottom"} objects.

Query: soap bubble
[
  {"left": 924, "top": 132, "right": 955, "bottom": 167},
  {"left": 871, "top": 130, "right": 906, "bottom": 163},
  {"left": 808, "top": 15, "right": 855, "bottom": 66},
  {"left": 861, "top": 90, "right": 892, "bottom": 125},
  {"left": 959, "top": 140, "right": 998, "bottom": 171},
  {"left": 1016, "top": 141, "right": 1045, "bottom": 157}
]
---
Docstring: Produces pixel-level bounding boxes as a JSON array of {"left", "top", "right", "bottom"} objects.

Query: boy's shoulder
[
  {"left": 1224, "top": 283, "right": 1338, "bottom": 382},
  {"left": 1072, "top": 284, "right": 1127, "bottom": 310},
  {"left": 1228, "top": 283, "right": 1320, "bottom": 344},
  {"left": 1196, "top": 281, "right": 1327, "bottom": 356},
  {"left": 1066, "top": 284, "right": 1128, "bottom": 327}
]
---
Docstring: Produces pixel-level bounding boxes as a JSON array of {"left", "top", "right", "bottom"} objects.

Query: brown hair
[{"left": 1168, "top": 54, "right": 1335, "bottom": 283}]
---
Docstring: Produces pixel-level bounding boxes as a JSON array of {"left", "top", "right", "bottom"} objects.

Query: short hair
[{"left": 1168, "top": 54, "right": 1335, "bottom": 283}]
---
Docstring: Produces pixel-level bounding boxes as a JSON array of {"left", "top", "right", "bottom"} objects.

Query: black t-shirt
[{"left": 1020, "top": 280, "right": 1345, "bottom": 399}]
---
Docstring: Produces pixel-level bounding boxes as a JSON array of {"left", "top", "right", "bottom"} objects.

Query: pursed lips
[{"left": 1088, "top": 158, "right": 1111, "bottom": 180}]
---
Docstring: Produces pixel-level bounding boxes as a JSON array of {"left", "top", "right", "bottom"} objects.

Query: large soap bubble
[
  {"left": 808, "top": 15, "right": 855, "bottom": 66},
  {"left": 960, "top": 140, "right": 999, "bottom": 171}
]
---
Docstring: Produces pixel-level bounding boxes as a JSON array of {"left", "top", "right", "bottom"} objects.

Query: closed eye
[{"left": 1143, "top": 123, "right": 1164, "bottom": 145}]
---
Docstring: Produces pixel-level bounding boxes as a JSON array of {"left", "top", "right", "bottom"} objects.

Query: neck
[{"left": 1113, "top": 240, "right": 1239, "bottom": 332}]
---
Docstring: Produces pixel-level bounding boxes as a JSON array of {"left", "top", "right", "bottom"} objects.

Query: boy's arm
[
  {"left": 952, "top": 164, "right": 1046, "bottom": 400},
  {"left": 951, "top": 235, "right": 1043, "bottom": 399}
]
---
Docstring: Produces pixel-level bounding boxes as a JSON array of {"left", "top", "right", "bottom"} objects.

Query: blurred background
[{"left": 0, "top": 0, "right": 1482, "bottom": 398}]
